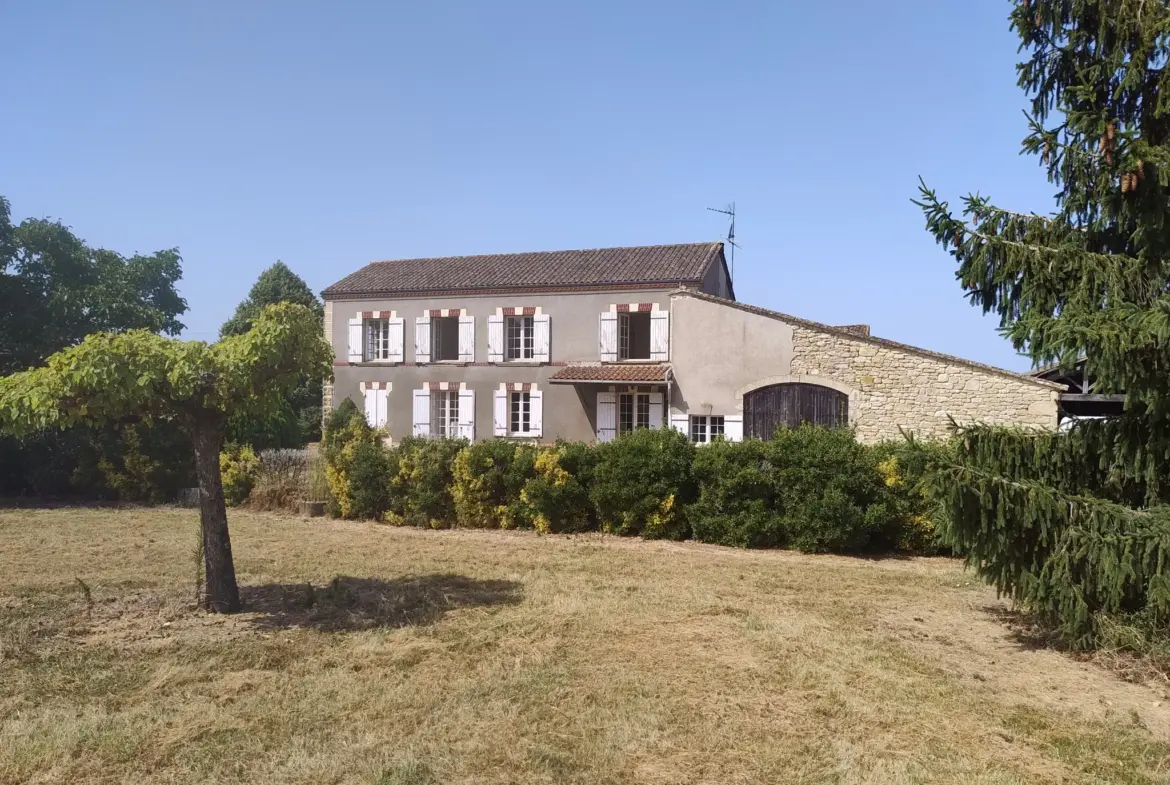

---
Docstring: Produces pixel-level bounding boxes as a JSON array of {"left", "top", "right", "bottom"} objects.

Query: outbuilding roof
[{"left": 322, "top": 242, "right": 728, "bottom": 299}]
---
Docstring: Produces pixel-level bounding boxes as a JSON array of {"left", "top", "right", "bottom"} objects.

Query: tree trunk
[{"left": 191, "top": 416, "right": 241, "bottom": 612}]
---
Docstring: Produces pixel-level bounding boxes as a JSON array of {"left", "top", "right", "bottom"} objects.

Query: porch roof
[{"left": 549, "top": 363, "right": 671, "bottom": 384}]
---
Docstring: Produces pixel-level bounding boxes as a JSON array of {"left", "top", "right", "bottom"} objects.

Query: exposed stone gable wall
[{"left": 788, "top": 324, "right": 1059, "bottom": 443}]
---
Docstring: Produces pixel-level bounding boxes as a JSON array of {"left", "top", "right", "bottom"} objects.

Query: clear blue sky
[{"left": 1, "top": 1, "right": 1052, "bottom": 369}]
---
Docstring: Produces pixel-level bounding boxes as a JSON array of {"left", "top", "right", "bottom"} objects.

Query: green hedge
[{"left": 316, "top": 416, "right": 943, "bottom": 555}]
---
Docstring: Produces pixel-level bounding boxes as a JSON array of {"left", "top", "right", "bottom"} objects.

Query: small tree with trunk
[{"left": 0, "top": 302, "right": 332, "bottom": 612}]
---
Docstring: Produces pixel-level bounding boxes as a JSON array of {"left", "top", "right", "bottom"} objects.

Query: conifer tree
[{"left": 914, "top": 2, "right": 1170, "bottom": 647}]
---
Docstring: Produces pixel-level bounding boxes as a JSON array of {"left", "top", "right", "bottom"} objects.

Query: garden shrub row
[{"left": 306, "top": 398, "right": 944, "bottom": 555}]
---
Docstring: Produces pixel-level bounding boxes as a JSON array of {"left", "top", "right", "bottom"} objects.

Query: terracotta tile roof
[
  {"left": 549, "top": 363, "right": 671, "bottom": 383},
  {"left": 322, "top": 242, "right": 726, "bottom": 298},
  {"left": 671, "top": 289, "right": 1066, "bottom": 391}
]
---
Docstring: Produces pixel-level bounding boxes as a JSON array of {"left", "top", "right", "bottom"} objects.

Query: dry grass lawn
[{"left": 3, "top": 507, "right": 1170, "bottom": 784}]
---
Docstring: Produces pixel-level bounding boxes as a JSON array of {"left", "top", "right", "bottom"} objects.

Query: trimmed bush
[
  {"left": 322, "top": 399, "right": 386, "bottom": 519},
  {"left": 220, "top": 443, "right": 260, "bottom": 507},
  {"left": 690, "top": 438, "right": 782, "bottom": 547},
  {"left": 451, "top": 440, "right": 538, "bottom": 528},
  {"left": 591, "top": 427, "right": 695, "bottom": 539},
  {"left": 388, "top": 437, "right": 465, "bottom": 527},
  {"left": 521, "top": 441, "right": 597, "bottom": 533}
]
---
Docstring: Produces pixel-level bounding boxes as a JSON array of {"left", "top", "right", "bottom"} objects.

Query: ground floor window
[
  {"left": 431, "top": 390, "right": 460, "bottom": 438},
  {"left": 619, "top": 392, "right": 652, "bottom": 434},
  {"left": 510, "top": 391, "right": 532, "bottom": 435},
  {"left": 689, "top": 415, "right": 725, "bottom": 443}
]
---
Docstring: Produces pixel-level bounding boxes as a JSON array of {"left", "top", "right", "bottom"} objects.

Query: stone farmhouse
[{"left": 320, "top": 242, "right": 1062, "bottom": 444}]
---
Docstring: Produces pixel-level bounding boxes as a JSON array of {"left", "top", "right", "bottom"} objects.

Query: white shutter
[
  {"left": 598, "top": 312, "right": 618, "bottom": 362},
  {"left": 596, "top": 391, "right": 616, "bottom": 443},
  {"left": 347, "top": 318, "right": 363, "bottom": 363},
  {"left": 387, "top": 317, "right": 404, "bottom": 363},
  {"left": 724, "top": 415, "right": 743, "bottom": 442},
  {"left": 363, "top": 388, "right": 378, "bottom": 426},
  {"left": 487, "top": 315, "right": 504, "bottom": 363},
  {"left": 650, "top": 310, "right": 669, "bottom": 361},
  {"left": 533, "top": 313, "right": 551, "bottom": 362},
  {"left": 412, "top": 388, "right": 431, "bottom": 438},
  {"left": 493, "top": 388, "right": 508, "bottom": 436},
  {"left": 648, "top": 392, "right": 664, "bottom": 429},
  {"left": 414, "top": 316, "right": 431, "bottom": 364},
  {"left": 670, "top": 413, "right": 689, "bottom": 435},
  {"left": 458, "top": 315, "right": 475, "bottom": 362},
  {"left": 375, "top": 388, "right": 389, "bottom": 429},
  {"left": 458, "top": 388, "right": 475, "bottom": 440},
  {"left": 529, "top": 389, "right": 543, "bottom": 438}
]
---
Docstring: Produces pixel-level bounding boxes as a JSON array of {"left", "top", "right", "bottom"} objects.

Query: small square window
[{"left": 689, "top": 415, "right": 726, "bottom": 443}]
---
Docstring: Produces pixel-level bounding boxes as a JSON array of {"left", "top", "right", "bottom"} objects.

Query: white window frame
[
  {"left": 618, "top": 392, "right": 651, "bottom": 434},
  {"left": 689, "top": 415, "right": 725, "bottom": 443},
  {"left": 509, "top": 390, "right": 532, "bottom": 435},
  {"left": 505, "top": 315, "right": 535, "bottom": 361},
  {"left": 431, "top": 390, "right": 460, "bottom": 438},
  {"left": 431, "top": 316, "right": 460, "bottom": 362},
  {"left": 364, "top": 318, "right": 391, "bottom": 361},
  {"left": 618, "top": 312, "right": 652, "bottom": 361}
]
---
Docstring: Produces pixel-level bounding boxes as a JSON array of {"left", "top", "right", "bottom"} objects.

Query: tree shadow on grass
[
  {"left": 981, "top": 604, "right": 1064, "bottom": 651},
  {"left": 239, "top": 574, "right": 522, "bottom": 632}
]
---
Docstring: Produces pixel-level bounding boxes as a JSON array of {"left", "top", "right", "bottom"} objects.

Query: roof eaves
[
  {"left": 322, "top": 279, "right": 703, "bottom": 301},
  {"left": 670, "top": 289, "right": 1065, "bottom": 391}
]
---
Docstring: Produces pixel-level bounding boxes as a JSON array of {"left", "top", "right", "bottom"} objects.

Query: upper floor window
[
  {"left": 619, "top": 312, "right": 651, "bottom": 360},
  {"left": 347, "top": 312, "right": 403, "bottom": 363},
  {"left": 365, "top": 318, "right": 392, "bottom": 361},
  {"left": 431, "top": 316, "right": 460, "bottom": 362},
  {"left": 506, "top": 315, "right": 534, "bottom": 361},
  {"left": 599, "top": 306, "right": 668, "bottom": 363}
]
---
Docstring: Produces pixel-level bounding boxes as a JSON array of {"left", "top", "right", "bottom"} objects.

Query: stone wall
[{"left": 789, "top": 324, "right": 1060, "bottom": 443}]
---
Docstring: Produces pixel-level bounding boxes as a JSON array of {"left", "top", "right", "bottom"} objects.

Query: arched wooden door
[{"left": 743, "top": 383, "right": 849, "bottom": 440}]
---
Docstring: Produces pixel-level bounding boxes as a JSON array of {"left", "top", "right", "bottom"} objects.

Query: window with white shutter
[
  {"left": 723, "top": 415, "right": 743, "bottom": 442},
  {"left": 347, "top": 318, "right": 363, "bottom": 363},
  {"left": 598, "top": 312, "right": 618, "bottom": 361},
  {"left": 458, "top": 315, "right": 475, "bottom": 362},
  {"left": 533, "top": 313, "right": 550, "bottom": 362},
  {"left": 487, "top": 315, "right": 504, "bottom": 363},
  {"left": 457, "top": 388, "right": 475, "bottom": 440},
  {"left": 412, "top": 388, "right": 431, "bottom": 437},
  {"left": 415, "top": 316, "right": 431, "bottom": 364},
  {"left": 596, "top": 391, "right": 616, "bottom": 442},
  {"left": 649, "top": 310, "right": 669, "bottom": 361},
  {"left": 362, "top": 386, "right": 389, "bottom": 429}
]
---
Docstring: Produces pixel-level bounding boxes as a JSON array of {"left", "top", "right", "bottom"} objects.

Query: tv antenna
[{"left": 707, "top": 202, "right": 739, "bottom": 282}]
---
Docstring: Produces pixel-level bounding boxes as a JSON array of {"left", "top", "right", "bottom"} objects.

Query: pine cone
[
  {"left": 1106, "top": 121, "right": 1116, "bottom": 141},
  {"left": 1136, "top": 160, "right": 1145, "bottom": 181}
]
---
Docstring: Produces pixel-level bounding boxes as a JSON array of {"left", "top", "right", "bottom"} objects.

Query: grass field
[{"left": 2, "top": 508, "right": 1170, "bottom": 785}]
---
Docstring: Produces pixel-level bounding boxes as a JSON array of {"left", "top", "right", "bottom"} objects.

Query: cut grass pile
[{"left": 2, "top": 507, "right": 1170, "bottom": 784}]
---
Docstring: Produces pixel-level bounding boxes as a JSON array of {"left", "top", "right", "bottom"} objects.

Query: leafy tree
[
  {"left": 221, "top": 261, "right": 325, "bottom": 447},
  {"left": 0, "top": 194, "right": 187, "bottom": 374},
  {"left": 914, "top": 2, "right": 1170, "bottom": 646},
  {"left": 0, "top": 194, "right": 192, "bottom": 497},
  {"left": 0, "top": 303, "right": 332, "bottom": 612}
]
